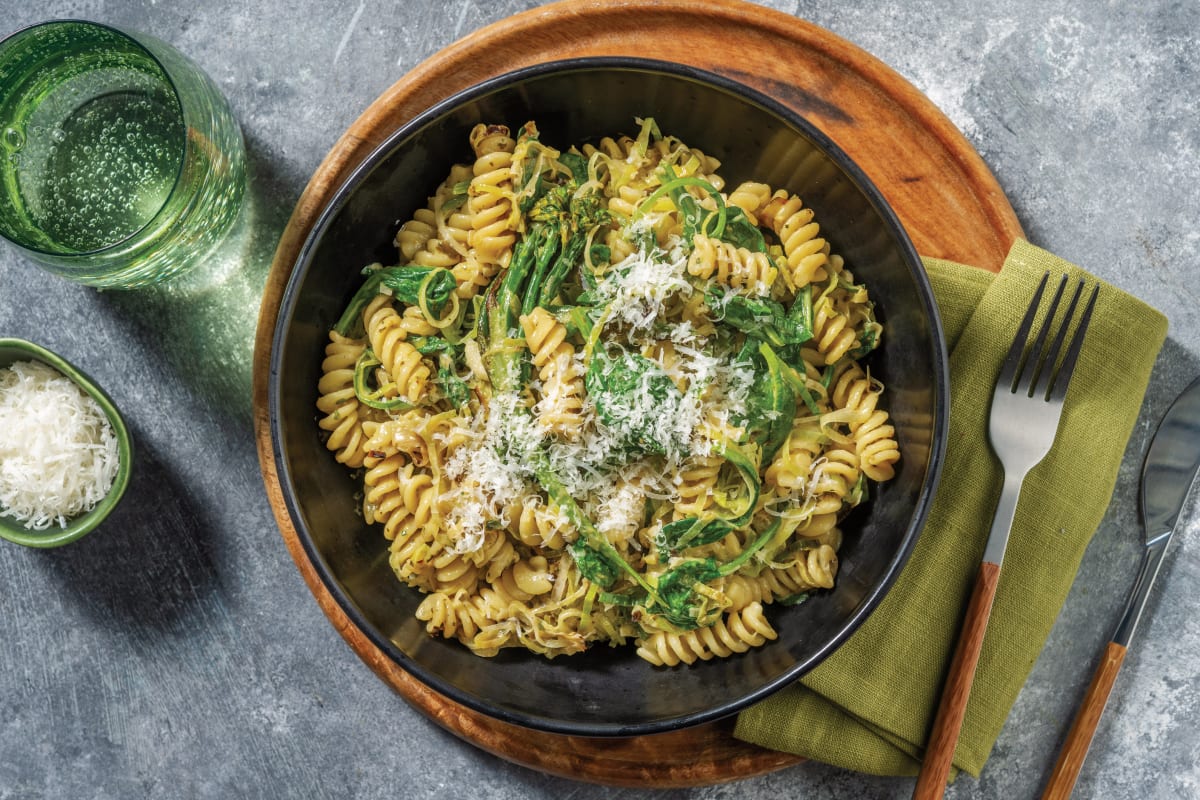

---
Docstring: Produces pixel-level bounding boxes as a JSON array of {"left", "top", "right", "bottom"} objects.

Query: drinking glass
[{"left": 0, "top": 20, "right": 245, "bottom": 288}]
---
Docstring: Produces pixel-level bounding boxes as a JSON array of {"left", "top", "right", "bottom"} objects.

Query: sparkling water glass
[{"left": 0, "top": 20, "right": 245, "bottom": 288}]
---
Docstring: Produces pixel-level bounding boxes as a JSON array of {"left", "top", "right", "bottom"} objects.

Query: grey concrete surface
[{"left": 1, "top": 1, "right": 1198, "bottom": 798}]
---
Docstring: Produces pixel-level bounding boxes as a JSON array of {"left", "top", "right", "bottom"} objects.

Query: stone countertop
[{"left": 1, "top": 2, "right": 1197, "bottom": 798}]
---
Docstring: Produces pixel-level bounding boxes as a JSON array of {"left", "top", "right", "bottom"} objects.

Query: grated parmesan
[{"left": 0, "top": 360, "right": 120, "bottom": 530}]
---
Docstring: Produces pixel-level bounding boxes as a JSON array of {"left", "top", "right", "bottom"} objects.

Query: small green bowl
[{"left": 0, "top": 337, "right": 133, "bottom": 548}]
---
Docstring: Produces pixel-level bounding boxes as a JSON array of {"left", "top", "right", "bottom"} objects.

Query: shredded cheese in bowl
[{"left": 0, "top": 359, "right": 121, "bottom": 530}]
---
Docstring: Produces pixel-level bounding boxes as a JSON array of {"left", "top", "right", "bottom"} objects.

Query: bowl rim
[
  {"left": 269, "top": 55, "right": 949, "bottom": 736},
  {"left": 0, "top": 336, "right": 133, "bottom": 548}
]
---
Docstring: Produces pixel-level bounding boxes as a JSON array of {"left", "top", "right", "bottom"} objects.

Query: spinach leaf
[
  {"left": 719, "top": 206, "right": 766, "bottom": 253},
  {"left": 651, "top": 558, "right": 723, "bottom": 629},
  {"left": 850, "top": 319, "right": 883, "bottom": 359},
  {"left": 407, "top": 335, "right": 454, "bottom": 356},
  {"left": 569, "top": 538, "right": 623, "bottom": 588},
  {"left": 706, "top": 286, "right": 812, "bottom": 350},
  {"left": 658, "top": 517, "right": 736, "bottom": 552},
  {"left": 638, "top": 516, "right": 785, "bottom": 631},
  {"left": 584, "top": 348, "right": 687, "bottom": 456},
  {"left": 732, "top": 343, "right": 795, "bottom": 465},
  {"left": 558, "top": 150, "right": 589, "bottom": 185},
  {"left": 436, "top": 365, "right": 470, "bottom": 410},
  {"left": 788, "top": 284, "right": 814, "bottom": 342},
  {"left": 333, "top": 265, "right": 457, "bottom": 337}
]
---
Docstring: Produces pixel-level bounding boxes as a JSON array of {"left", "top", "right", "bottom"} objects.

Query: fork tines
[{"left": 999, "top": 272, "right": 1099, "bottom": 402}]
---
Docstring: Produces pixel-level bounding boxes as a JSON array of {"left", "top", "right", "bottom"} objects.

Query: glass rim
[{"left": 0, "top": 18, "right": 189, "bottom": 259}]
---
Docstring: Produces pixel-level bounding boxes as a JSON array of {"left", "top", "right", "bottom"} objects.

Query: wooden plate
[{"left": 252, "top": 0, "right": 1022, "bottom": 788}]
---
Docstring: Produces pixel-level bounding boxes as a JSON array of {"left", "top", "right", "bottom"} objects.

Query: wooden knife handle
[
  {"left": 1040, "top": 641, "right": 1128, "bottom": 800},
  {"left": 913, "top": 561, "right": 1001, "bottom": 800}
]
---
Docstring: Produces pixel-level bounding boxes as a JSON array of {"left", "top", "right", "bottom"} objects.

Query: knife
[{"left": 1041, "top": 375, "right": 1200, "bottom": 800}]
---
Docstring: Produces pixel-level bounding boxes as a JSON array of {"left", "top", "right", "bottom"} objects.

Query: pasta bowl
[{"left": 268, "top": 58, "right": 948, "bottom": 736}]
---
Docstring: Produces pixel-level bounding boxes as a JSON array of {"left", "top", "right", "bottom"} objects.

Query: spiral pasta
[
  {"left": 831, "top": 361, "right": 901, "bottom": 481},
  {"left": 506, "top": 493, "right": 571, "bottom": 550},
  {"left": 520, "top": 306, "right": 585, "bottom": 440},
  {"left": 467, "top": 123, "right": 519, "bottom": 269},
  {"left": 811, "top": 290, "right": 860, "bottom": 366},
  {"left": 686, "top": 234, "right": 778, "bottom": 296},
  {"left": 316, "top": 331, "right": 370, "bottom": 468},
  {"left": 395, "top": 206, "right": 436, "bottom": 262},
  {"left": 672, "top": 454, "right": 724, "bottom": 520},
  {"left": 716, "top": 541, "right": 839, "bottom": 609},
  {"left": 759, "top": 189, "right": 829, "bottom": 289},
  {"left": 636, "top": 602, "right": 778, "bottom": 666},
  {"left": 403, "top": 163, "right": 473, "bottom": 269},
  {"left": 316, "top": 117, "right": 898, "bottom": 665},
  {"left": 726, "top": 180, "right": 772, "bottom": 226},
  {"left": 363, "top": 294, "right": 431, "bottom": 403}
]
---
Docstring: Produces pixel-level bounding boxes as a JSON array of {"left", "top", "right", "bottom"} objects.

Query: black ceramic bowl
[{"left": 269, "top": 58, "right": 948, "bottom": 736}]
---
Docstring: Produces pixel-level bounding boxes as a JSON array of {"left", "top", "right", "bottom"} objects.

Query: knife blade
[{"left": 1042, "top": 375, "right": 1200, "bottom": 800}]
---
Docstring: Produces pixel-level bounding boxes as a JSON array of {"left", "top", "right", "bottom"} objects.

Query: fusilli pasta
[{"left": 315, "top": 117, "right": 898, "bottom": 666}]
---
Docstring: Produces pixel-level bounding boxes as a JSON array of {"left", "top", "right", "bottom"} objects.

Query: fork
[{"left": 913, "top": 272, "right": 1099, "bottom": 800}]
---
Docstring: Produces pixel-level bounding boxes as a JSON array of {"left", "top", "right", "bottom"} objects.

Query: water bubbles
[
  {"left": 50, "top": 127, "right": 67, "bottom": 143},
  {"left": 2, "top": 127, "right": 25, "bottom": 151}
]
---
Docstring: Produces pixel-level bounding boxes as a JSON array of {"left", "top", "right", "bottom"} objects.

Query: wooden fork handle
[
  {"left": 913, "top": 561, "right": 1001, "bottom": 800},
  {"left": 1040, "top": 641, "right": 1128, "bottom": 800}
]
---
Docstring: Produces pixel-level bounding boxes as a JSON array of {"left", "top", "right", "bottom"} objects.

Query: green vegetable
[
  {"left": 718, "top": 206, "right": 767, "bottom": 253},
  {"left": 635, "top": 166, "right": 727, "bottom": 245},
  {"left": 851, "top": 319, "right": 883, "bottom": 359},
  {"left": 776, "top": 354, "right": 823, "bottom": 416},
  {"left": 352, "top": 350, "right": 415, "bottom": 411},
  {"left": 659, "top": 440, "right": 762, "bottom": 553},
  {"left": 788, "top": 285, "right": 814, "bottom": 341},
  {"left": 637, "top": 516, "right": 784, "bottom": 631},
  {"left": 485, "top": 227, "right": 546, "bottom": 391},
  {"left": 731, "top": 343, "right": 795, "bottom": 465},
  {"left": 651, "top": 559, "right": 723, "bottom": 629},
  {"left": 584, "top": 347, "right": 687, "bottom": 456},
  {"left": 519, "top": 220, "right": 565, "bottom": 316},
  {"left": 548, "top": 305, "right": 595, "bottom": 342},
  {"left": 333, "top": 265, "right": 457, "bottom": 337},
  {"left": 707, "top": 287, "right": 813, "bottom": 350},
  {"left": 436, "top": 363, "right": 470, "bottom": 410},
  {"left": 537, "top": 192, "right": 608, "bottom": 309},
  {"left": 569, "top": 538, "right": 624, "bottom": 588},
  {"left": 558, "top": 150, "right": 589, "bottom": 185},
  {"left": 533, "top": 453, "right": 651, "bottom": 594},
  {"left": 440, "top": 179, "right": 470, "bottom": 213},
  {"left": 407, "top": 335, "right": 454, "bottom": 356}
]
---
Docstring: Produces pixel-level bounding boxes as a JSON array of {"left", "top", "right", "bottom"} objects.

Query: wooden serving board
[{"left": 252, "top": 0, "right": 1022, "bottom": 788}]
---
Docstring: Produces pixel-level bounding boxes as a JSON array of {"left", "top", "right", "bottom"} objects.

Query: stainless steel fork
[{"left": 914, "top": 272, "right": 1099, "bottom": 800}]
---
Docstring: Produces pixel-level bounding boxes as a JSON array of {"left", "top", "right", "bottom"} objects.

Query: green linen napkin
[{"left": 733, "top": 239, "right": 1169, "bottom": 778}]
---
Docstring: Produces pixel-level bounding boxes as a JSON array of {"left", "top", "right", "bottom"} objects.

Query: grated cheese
[
  {"left": 0, "top": 360, "right": 120, "bottom": 530},
  {"left": 437, "top": 237, "right": 760, "bottom": 545},
  {"left": 440, "top": 390, "right": 541, "bottom": 546},
  {"left": 592, "top": 238, "right": 693, "bottom": 338}
]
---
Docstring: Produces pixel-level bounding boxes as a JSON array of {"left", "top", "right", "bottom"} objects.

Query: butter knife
[{"left": 1041, "top": 375, "right": 1200, "bottom": 800}]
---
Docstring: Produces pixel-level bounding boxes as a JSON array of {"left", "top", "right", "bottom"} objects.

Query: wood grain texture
[
  {"left": 914, "top": 561, "right": 1003, "bottom": 799},
  {"left": 1040, "top": 641, "right": 1129, "bottom": 800},
  {"left": 252, "top": 0, "right": 1023, "bottom": 787}
]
